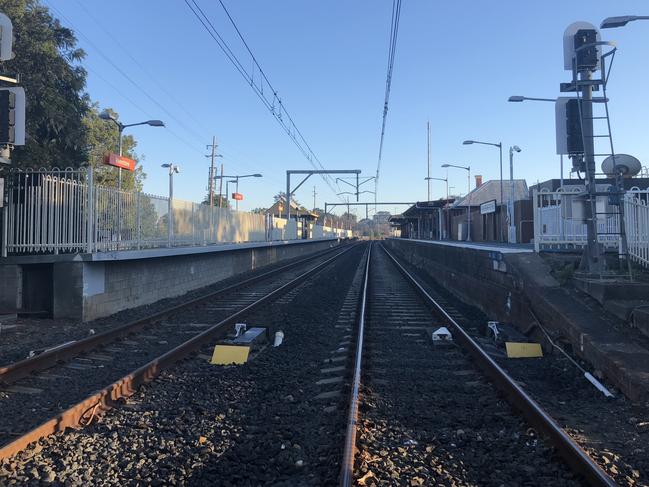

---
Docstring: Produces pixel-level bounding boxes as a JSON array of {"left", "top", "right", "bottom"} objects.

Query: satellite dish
[{"left": 601, "top": 154, "right": 641, "bottom": 177}]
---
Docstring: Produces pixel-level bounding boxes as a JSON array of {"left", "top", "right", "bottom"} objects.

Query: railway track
[
  {"left": 0, "top": 242, "right": 356, "bottom": 461},
  {"left": 341, "top": 243, "right": 616, "bottom": 486}
]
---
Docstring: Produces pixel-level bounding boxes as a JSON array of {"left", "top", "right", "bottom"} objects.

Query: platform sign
[
  {"left": 232, "top": 192, "right": 243, "bottom": 201},
  {"left": 103, "top": 153, "right": 136, "bottom": 171},
  {"left": 480, "top": 199, "right": 496, "bottom": 215}
]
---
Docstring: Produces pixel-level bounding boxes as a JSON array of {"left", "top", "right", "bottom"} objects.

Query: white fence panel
[{"left": 2, "top": 168, "right": 350, "bottom": 256}]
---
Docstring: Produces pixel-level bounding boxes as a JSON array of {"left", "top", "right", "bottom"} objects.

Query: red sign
[
  {"left": 103, "top": 153, "right": 136, "bottom": 172},
  {"left": 232, "top": 192, "right": 244, "bottom": 201}
]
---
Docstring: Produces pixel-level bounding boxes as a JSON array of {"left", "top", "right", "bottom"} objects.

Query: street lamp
[
  {"left": 99, "top": 110, "right": 165, "bottom": 191},
  {"left": 161, "top": 163, "right": 180, "bottom": 247},
  {"left": 224, "top": 179, "right": 237, "bottom": 208},
  {"left": 442, "top": 163, "right": 471, "bottom": 241},
  {"left": 212, "top": 173, "right": 262, "bottom": 211},
  {"left": 508, "top": 146, "right": 521, "bottom": 243},
  {"left": 463, "top": 139, "right": 505, "bottom": 242},
  {"left": 600, "top": 16, "right": 649, "bottom": 29}
]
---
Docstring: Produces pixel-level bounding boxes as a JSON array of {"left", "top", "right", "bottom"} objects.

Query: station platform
[{"left": 0, "top": 238, "right": 343, "bottom": 322}]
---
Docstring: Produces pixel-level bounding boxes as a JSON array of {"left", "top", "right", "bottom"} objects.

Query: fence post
[
  {"left": 191, "top": 202, "right": 195, "bottom": 246},
  {"left": 136, "top": 191, "right": 141, "bottom": 250},
  {"left": 1, "top": 172, "right": 8, "bottom": 257},
  {"left": 533, "top": 189, "right": 540, "bottom": 253},
  {"left": 86, "top": 166, "right": 94, "bottom": 254}
]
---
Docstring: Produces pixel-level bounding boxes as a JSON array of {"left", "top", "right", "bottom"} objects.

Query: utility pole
[
  {"left": 312, "top": 186, "right": 317, "bottom": 211},
  {"left": 206, "top": 136, "right": 218, "bottom": 207},
  {"left": 427, "top": 121, "right": 431, "bottom": 201}
]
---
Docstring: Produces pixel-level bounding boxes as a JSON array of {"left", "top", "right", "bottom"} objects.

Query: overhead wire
[
  {"left": 48, "top": 0, "right": 280, "bottom": 184},
  {"left": 185, "top": 0, "right": 343, "bottom": 201},
  {"left": 44, "top": 1, "right": 205, "bottom": 157},
  {"left": 374, "top": 0, "right": 403, "bottom": 201},
  {"left": 72, "top": 0, "right": 209, "bottom": 143}
]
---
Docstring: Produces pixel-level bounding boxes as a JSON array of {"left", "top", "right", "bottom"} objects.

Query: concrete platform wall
[
  {"left": 3, "top": 239, "right": 341, "bottom": 322},
  {"left": 383, "top": 238, "right": 532, "bottom": 326},
  {"left": 384, "top": 238, "right": 649, "bottom": 401}
]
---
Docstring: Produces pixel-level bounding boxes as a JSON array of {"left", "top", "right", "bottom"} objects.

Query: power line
[
  {"left": 44, "top": 1, "right": 205, "bottom": 157},
  {"left": 73, "top": 0, "right": 209, "bottom": 143},
  {"left": 184, "top": 0, "right": 343, "bottom": 200},
  {"left": 374, "top": 0, "right": 403, "bottom": 200}
]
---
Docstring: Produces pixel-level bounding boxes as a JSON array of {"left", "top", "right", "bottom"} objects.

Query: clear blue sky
[{"left": 46, "top": 0, "right": 649, "bottom": 216}]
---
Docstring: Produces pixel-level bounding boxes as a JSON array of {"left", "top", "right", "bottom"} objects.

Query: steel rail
[
  {"left": 0, "top": 243, "right": 351, "bottom": 386},
  {"left": 0, "top": 243, "right": 358, "bottom": 461},
  {"left": 339, "top": 242, "right": 372, "bottom": 487},
  {"left": 379, "top": 243, "right": 616, "bottom": 487}
]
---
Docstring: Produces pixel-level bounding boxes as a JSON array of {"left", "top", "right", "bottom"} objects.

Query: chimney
[{"left": 475, "top": 175, "right": 483, "bottom": 188}]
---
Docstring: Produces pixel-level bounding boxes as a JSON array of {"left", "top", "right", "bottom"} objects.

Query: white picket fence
[
  {"left": 1, "top": 168, "right": 350, "bottom": 256},
  {"left": 533, "top": 187, "right": 649, "bottom": 268}
]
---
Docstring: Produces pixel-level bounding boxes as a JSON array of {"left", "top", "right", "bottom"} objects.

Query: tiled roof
[{"left": 453, "top": 179, "right": 528, "bottom": 207}]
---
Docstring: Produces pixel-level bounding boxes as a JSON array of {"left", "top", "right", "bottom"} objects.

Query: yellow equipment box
[
  {"left": 505, "top": 342, "right": 543, "bottom": 358},
  {"left": 210, "top": 344, "right": 250, "bottom": 365}
]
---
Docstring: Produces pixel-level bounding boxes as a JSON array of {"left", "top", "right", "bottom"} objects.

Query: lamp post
[
  {"left": 99, "top": 111, "right": 164, "bottom": 191},
  {"left": 212, "top": 173, "right": 262, "bottom": 211},
  {"left": 508, "top": 146, "right": 521, "bottom": 243},
  {"left": 161, "top": 163, "right": 180, "bottom": 247},
  {"left": 442, "top": 164, "right": 471, "bottom": 241},
  {"left": 600, "top": 15, "right": 649, "bottom": 29},
  {"left": 463, "top": 139, "right": 504, "bottom": 241},
  {"left": 224, "top": 179, "right": 237, "bottom": 208}
]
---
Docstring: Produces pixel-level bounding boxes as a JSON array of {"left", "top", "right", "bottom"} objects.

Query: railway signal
[{"left": 0, "top": 11, "right": 25, "bottom": 165}]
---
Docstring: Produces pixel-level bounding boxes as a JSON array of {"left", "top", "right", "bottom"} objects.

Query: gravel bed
[
  {"left": 0, "top": 245, "right": 349, "bottom": 447},
  {"left": 353, "top": 247, "right": 582, "bottom": 486},
  {"left": 0, "top": 243, "right": 367, "bottom": 486},
  {"left": 0, "top": 244, "right": 343, "bottom": 366},
  {"left": 391, "top": 244, "right": 649, "bottom": 486}
]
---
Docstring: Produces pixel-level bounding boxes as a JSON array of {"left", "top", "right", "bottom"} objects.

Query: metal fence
[
  {"left": 624, "top": 190, "right": 649, "bottom": 268},
  {"left": 533, "top": 187, "right": 649, "bottom": 268},
  {"left": 1, "top": 168, "right": 349, "bottom": 256}
]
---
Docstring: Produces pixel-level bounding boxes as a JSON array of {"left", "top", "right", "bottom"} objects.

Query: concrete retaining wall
[
  {"left": 2, "top": 239, "right": 341, "bottom": 322},
  {"left": 384, "top": 238, "right": 649, "bottom": 401}
]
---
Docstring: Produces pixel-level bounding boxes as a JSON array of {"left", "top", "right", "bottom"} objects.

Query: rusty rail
[
  {"left": 379, "top": 243, "right": 615, "bottom": 487},
  {"left": 0, "top": 243, "right": 350, "bottom": 386},
  {"left": 0, "top": 244, "right": 356, "bottom": 460}
]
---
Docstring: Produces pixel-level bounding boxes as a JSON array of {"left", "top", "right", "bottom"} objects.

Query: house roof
[
  {"left": 453, "top": 179, "right": 528, "bottom": 207},
  {"left": 266, "top": 198, "right": 319, "bottom": 219}
]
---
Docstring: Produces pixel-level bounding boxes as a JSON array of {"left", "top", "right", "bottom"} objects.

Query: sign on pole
[
  {"left": 480, "top": 199, "right": 496, "bottom": 215},
  {"left": 103, "top": 153, "right": 136, "bottom": 171},
  {"left": 232, "top": 192, "right": 243, "bottom": 201}
]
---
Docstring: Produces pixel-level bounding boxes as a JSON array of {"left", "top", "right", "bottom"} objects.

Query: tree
[
  {"left": 250, "top": 207, "right": 267, "bottom": 214},
  {"left": 84, "top": 105, "right": 145, "bottom": 191},
  {"left": 3, "top": 0, "right": 90, "bottom": 169},
  {"left": 202, "top": 194, "right": 230, "bottom": 209}
]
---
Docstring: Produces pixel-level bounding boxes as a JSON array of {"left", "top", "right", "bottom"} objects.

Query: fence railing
[
  {"left": 1, "top": 168, "right": 351, "bottom": 256},
  {"left": 624, "top": 191, "right": 649, "bottom": 268},
  {"left": 533, "top": 187, "right": 649, "bottom": 268}
]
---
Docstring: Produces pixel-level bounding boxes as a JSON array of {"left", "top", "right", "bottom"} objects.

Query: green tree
[
  {"left": 2, "top": 0, "right": 89, "bottom": 169},
  {"left": 83, "top": 105, "right": 145, "bottom": 191},
  {"left": 202, "top": 194, "right": 230, "bottom": 209}
]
